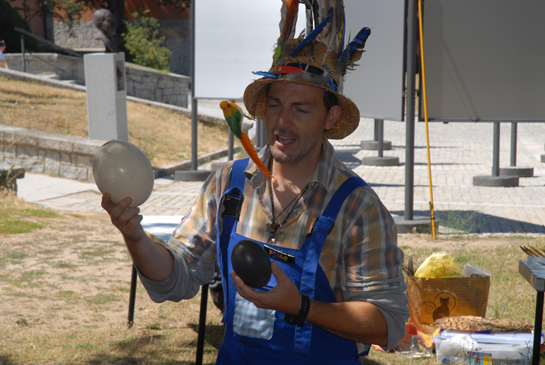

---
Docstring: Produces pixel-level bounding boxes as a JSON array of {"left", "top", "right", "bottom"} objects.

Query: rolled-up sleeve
[
  {"left": 341, "top": 190, "right": 409, "bottom": 350},
  {"left": 136, "top": 164, "right": 233, "bottom": 303}
]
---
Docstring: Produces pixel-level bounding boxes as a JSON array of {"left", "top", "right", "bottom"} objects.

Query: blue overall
[{"left": 216, "top": 159, "right": 370, "bottom": 364}]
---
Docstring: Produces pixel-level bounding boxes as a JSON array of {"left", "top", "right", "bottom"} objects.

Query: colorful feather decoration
[
  {"left": 219, "top": 101, "right": 276, "bottom": 180},
  {"left": 290, "top": 12, "right": 333, "bottom": 56},
  {"left": 341, "top": 27, "right": 371, "bottom": 66},
  {"left": 278, "top": 0, "right": 299, "bottom": 46}
]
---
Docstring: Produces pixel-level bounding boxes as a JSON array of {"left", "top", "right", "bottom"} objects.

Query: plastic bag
[{"left": 414, "top": 252, "right": 462, "bottom": 278}]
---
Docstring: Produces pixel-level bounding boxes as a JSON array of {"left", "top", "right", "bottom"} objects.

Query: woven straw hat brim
[{"left": 243, "top": 77, "right": 360, "bottom": 140}]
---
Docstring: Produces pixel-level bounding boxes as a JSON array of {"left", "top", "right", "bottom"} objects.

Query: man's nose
[{"left": 277, "top": 108, "right": 293, "bottom": 126}]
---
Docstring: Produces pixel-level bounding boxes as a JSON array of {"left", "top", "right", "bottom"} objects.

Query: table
[
  {"left": 519, "top": 259, "right": 545, "bottom": 365},
  {"left": 129, "top": 216, "right": 211, "bottom": 365}
]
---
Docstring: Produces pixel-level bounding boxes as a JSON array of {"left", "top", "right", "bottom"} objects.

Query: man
[{"left": 102, "top": 2, "right": 409, "bottom": 363}]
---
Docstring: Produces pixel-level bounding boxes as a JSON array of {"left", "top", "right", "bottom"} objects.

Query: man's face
[{"left": 264, "top": 82, "right": 339, "bottom": 164}]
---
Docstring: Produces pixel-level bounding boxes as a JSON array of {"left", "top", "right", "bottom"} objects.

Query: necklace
[
  {"left": 268, "top": 177, "right": 311, "bottom": 243},
  {"left": 269, "top": 179, "right": 310, "bottom": 233}
]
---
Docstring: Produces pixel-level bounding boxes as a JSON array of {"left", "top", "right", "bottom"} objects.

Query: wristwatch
[{"left": 283, "top": 294, "right": 311, "bottom": 327}]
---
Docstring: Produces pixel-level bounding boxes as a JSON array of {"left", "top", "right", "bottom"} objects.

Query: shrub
[{"left": 123, "top": 10, "right": 171, "bottom": 72}]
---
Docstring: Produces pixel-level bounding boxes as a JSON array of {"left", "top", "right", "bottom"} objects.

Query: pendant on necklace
[{"left": 269, "top": 222, "right": 280, "bottom": 233}]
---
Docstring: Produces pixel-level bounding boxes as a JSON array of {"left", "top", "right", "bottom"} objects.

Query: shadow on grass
[
  {"left": 0, "top": 355, "right": 14, "bottom": 365},
  {"left": 188, "top": 322, "right": 225, "bottom": 351},
  {"left": 391, "top": 209, "right": 545, "bottom": 235},
  {"left": 360, "top": 357, "right": 383, "bottom": 365}
]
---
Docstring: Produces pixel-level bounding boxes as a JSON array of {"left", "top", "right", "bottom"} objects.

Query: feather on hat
[{"left": 243, "top": 0, "right": 371, "bottom": 139}]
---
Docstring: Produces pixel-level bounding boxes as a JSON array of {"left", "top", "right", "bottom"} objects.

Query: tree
[
  {"left": 7, "top": 0, "right": 190, "bottom": 56},
  {"left": 0, "top": 0, "right": 39, "bottom": 52},
  {"left": 123, "top": 10, "right": 172, "bottom": 71}
]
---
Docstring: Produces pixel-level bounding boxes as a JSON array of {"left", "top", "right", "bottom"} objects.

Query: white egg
[{"left": 93, "top": 140, "right": 154, "bottom": 207}]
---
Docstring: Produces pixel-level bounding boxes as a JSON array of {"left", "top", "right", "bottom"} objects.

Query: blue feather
[
  {"left": 253, "top": 71, "right": 281, "bottom": 78},
  {"left": 341, "top": 27, "right": 371, "bottom": 60},
  {"left": 290, "top": 12, "right": 333, "bottom": 57}
]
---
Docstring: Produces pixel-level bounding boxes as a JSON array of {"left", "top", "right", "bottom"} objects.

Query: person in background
[{"left": 0, "top": 40, "right": 9, "bottom": 69}]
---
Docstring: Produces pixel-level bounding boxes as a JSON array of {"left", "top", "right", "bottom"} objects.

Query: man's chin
[{"left": 271, "top": 150, "right": 300, "bottom": 164}]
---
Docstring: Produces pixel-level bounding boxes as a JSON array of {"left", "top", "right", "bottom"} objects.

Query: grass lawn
[
  {"left": 0, "top": 76, "right": 236, "bottom": 167},
  {"left": 1, "top": 192, "right": 543, "bottom": 364}
]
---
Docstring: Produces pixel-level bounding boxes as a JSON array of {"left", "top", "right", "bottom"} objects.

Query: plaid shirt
[{"left": 166, "top": 138, "right": 405, "bottom": 301}]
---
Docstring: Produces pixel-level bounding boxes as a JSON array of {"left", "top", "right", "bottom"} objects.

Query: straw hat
[{"left": 243, "top": 1, "right": 370, "bottom": 140}]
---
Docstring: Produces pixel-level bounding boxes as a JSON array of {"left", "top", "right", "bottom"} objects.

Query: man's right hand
[{"left": 101, "top": 193, "right": 145, "bottom": 243}]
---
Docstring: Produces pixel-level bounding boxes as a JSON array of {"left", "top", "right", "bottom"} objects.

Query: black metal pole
[
  {"left": 492, "top": 122, "right": 500, "bottom": 177},
  {"left": 377, "top": 119, "right": 384, "bottom": 158},
  {"left": 532, "top": 291, "right": 544, "bottom": 365},
  {"left": 405, "top": 0, "right": 417, "bottom": 221},
  {"left": 190, "top": 0, "right": 198, "bottom": 171},
  {"left": 128, "top": 265, "right": 137, "bottom": 327},
  {"left": 510, "top": 122, "right": 517, "bottom": 167},
  {"left": 196, "top": 283, "right": 209, "bottom": 365}
]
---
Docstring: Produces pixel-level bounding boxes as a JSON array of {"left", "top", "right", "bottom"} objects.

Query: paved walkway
[{"left": 17, "top": 118, "right": 545, "bottom": 234}]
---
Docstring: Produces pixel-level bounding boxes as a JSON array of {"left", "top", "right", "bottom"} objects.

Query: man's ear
[{"left": 325, "top": 105, "right": 342, "bottom": 131}]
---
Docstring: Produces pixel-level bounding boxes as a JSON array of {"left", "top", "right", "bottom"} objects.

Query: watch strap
[{"left": 283, "top": 294, "right": 311, "bottom": 327}]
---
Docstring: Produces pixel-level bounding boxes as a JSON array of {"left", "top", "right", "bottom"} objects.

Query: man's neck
[{"left": 270, "top": 147, "right": 322, "bottom": 192}]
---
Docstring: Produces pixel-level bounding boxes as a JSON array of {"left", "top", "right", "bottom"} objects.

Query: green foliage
[
  {"left": 123, "top": 10, "right": 172, "bottom": 72},
  {"left": 0, "top": 0, "right": 39, "bottom": 52}
]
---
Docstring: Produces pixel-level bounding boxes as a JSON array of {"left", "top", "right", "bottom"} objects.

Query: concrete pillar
[{"left": 84, "top": 53, "right": 128, "bottom": 141}]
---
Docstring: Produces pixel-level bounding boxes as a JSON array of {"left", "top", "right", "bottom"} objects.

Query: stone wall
[
  {"left": 0, "top": 125, "right": 105, "bottom": 182},
  {"left": 4, "top": 54, "right": 190, "bottom": 108},
  {"left": 53, "top": 21, "right": 104, "bottom": 50},
  {"left": 5, "top": 53, "right": 86, "bottom": 84},
  {"left": 52, "top": 19, "right": 190, "bottom": 75}
]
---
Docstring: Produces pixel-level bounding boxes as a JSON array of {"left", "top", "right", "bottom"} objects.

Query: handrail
[{"left": 14, "top": 27, "right": 84, "bottom": 58}]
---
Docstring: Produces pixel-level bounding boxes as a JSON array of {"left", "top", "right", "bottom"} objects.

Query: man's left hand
[{"left": 231, "top": 261, "right": 300, "bottom": 315}]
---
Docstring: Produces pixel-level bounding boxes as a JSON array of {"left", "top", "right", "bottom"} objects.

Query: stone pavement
[{"left": 16, "top": 118, "right": 545, "bottom": 235}]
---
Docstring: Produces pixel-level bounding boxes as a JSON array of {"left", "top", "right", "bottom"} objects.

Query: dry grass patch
[{"left": 0, "top": 76, "right": 236, "bottom": 167}]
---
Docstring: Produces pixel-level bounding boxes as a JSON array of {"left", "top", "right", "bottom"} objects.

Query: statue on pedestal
[{"left": 93, "top": 9, "right": 117, "bottom": 53}]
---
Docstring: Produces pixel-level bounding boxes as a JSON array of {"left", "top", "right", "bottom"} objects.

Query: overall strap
[
  {"left": 295, "top": 176, "right": 368, "bottom": 354},
  {"left": 217, "top": 158, "right": 250, "bottom": 321},
  {"left": 229, "top": 158, "right": 249, "bottom": 193}
]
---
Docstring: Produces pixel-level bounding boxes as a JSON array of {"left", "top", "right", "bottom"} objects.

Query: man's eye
[{"left": 297, "top": 109, "right": 309, "bottom": 114}]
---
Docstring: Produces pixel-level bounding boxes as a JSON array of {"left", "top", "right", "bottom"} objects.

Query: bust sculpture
[{"left": 93, "top": 9, "right": 117, "bottom": 53}]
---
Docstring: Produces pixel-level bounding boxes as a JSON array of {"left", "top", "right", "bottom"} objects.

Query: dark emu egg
[{"left": 231, "top": 240, "right": 272, "bottom": 288}]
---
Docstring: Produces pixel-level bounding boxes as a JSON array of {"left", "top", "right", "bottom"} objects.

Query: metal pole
[
  {"left": 228, "top": 130, "right": 234, "bottom": 160},
  {"left": 255, "top": 118, "right": 262, "bottom": 150},
  {"left": 228, "top": 100, "right": 235, "bottom": 160},
  {"left": 196, "top": 284, "right": 209, "bottom": 365},
  {"left": 190, "top": 0, "right": 198, "bottom": 171},
  {"left": 260, "top": 118, "right": 267, "bottom": 148},
  {"left": 510, "top": 122, "right": 517, "bottom": 167},
  {"left": 377, "top": 118, "right": 384, "bottom": 158},
  {"left": 21, "top": 34, "right": 26, "bottom": 72},
  {"left": 127, "top": 265, "right": 137, "bottom": 327},
  {"left": 492, "top": 122, "right": 500, "bottom": 177},
  {"left": 532, "top": 291, "right": 544, "bottom": 365},
  {"left": 374, "top": 119, "right": 379, "bottom": 141},
  {"left": 405, "top": 0, "right": 417, "bottom": 221}
]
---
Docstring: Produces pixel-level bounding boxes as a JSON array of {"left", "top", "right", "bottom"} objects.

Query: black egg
[{"left": 231, "top": 240, "right": 272, "bottom": 288}]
